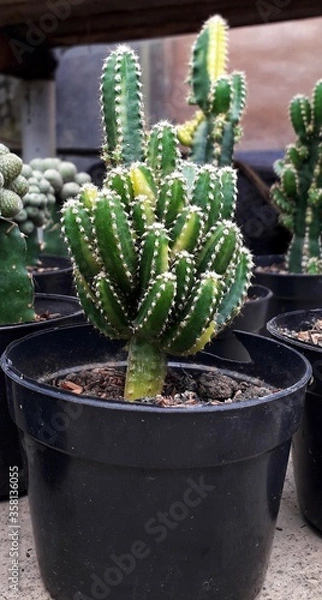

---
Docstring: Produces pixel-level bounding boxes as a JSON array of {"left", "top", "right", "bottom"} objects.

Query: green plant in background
[
  {"left": 271, "top": 79, "right": 322, "bottom": 274},
  {"left": 61, "top": 44, "right": 253, "bottom": 402},
  {"left": 0, "top": 143, "right": 35, "bottom": 325},
  {"left": 177, "top": 15, "right": 247, "bottom": 167},
  {"left": 14, "top": 157, "right": 91, "bottom": 264}
]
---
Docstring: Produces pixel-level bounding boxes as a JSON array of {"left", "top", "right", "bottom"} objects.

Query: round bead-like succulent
[{"left": 0, "top": 145, "right": 28, "bottom": 219}]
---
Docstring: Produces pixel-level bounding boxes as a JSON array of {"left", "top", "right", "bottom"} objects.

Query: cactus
[
  {"left": 14, "top": 158, "right": 92, "bottom": 263},
  {"left": 177, "top": 15, "right": 247, "bottom": 167},
  {"left": 271, "top": 79, "right": 322, "bottom": 274},
  {"left": 0, "top": 144, "right": 35, "bottom": 325},
  {"left": 61, "top": 45, "right": 253, "bottom": 402}
]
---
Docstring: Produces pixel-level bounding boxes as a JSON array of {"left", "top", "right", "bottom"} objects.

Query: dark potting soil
[{"left": 53, "top": 365, "right": 276, "bottom": 407}]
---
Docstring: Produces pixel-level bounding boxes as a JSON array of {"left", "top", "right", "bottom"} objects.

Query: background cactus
[
  {"left": 177, "top": 15, "right": 247, "bottom": 167},
  {"left": 61, "top": 45, "right": 253, "bottom": 402},
  {"left": 13, "top": 157, "right": 91, "bottom": 264},
  {"left": 0, "top": 143, "right": 35, "bottom": 325},
  {"left": 271, "top": 79, "right": 322, "bottom": 274}
]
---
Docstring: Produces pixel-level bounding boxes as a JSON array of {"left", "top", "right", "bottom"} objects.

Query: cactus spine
[
  {"left": 177, "top": 15, "right": 247, "bottom": 167},
  {"left": 271, "top": 79, "right": 322, "bottom": 274},
  {"left": 62, "top": 45, "right": 253, "bottom": 402},
  {"left": 0, "top": 144, "right": 35, "bottom": 325}
]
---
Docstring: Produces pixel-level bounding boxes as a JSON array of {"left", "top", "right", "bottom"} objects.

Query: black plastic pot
[
  {"left": 0, "top": 294, "right": 83, "bottom": 500},
  {"left": 267, "top": 309, "right": 322, "bottom": 532},
  {"left": 210, "top": 284, "right": 273, "bottom": 360},
  {"left": 253, "top": 254, "right": 322, "bottom": 320},
  {"left": 32, "top": 254, "right": 75, "bottom": 296},
  {"left": 1, "top": 323, "right": 311, "bottom": 600}
]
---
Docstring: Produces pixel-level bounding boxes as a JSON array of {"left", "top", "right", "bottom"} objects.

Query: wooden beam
[{"left": 0, "top": 0, "right": 321, "bottom": 73}]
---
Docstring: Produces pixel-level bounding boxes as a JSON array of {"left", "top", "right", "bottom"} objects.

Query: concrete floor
[{"left": 0, "top": 460, "right": 321, "bottom": 600}]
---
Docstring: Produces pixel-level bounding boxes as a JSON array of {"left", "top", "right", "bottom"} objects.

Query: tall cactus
[
  {"left": 61, "top": 45, "right": 253, "bottom": 402},
  {"left": 0, "top": 144, "right": 35, "bottom": 325},
  {"left": 271, "top": 79, "right": 322, "bottom": 274},
  {"left": 177, "top": 15, "right": 247, "bottom": 167}
]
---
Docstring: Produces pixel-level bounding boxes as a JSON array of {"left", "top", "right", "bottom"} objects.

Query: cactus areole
[
  {"left": 61, "top": 44, "right": 253, "bottom": 401},
  {"left": 271, "top": 79, "right": 322, "bottom": 274}
]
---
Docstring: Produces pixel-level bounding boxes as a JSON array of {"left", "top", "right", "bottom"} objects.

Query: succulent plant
[
  {"left": 177, "top": 15, "right": 247, "bottom": 167},
  {"left": 61, "top": 45, "right": 253, "bottom": 402},
  {"left": 0, "top": 143, "right": 35, "bottom": 325},
  {"left": 271, "top": 79, "right": 322, "bottom": 274},
  {"left": 13, "top": 158, "right": 91, "bottom": 263}
]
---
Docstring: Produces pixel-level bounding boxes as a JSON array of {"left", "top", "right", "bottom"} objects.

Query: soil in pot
[
  {"left": 53, "top": 363, "right": 276, "bottom": 406},
  {"left": 267, "top": 309, "right": 322, "bottom": 533},
  {"left": 1, "top": 324, "right": 311, "bottom": 600},
  {"left": 0, "top": 294, "right": 84, "bottom": 500}
]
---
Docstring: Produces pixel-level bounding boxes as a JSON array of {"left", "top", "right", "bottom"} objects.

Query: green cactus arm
[
  {"left": 61, "top": 190, "right": 102, "bottom": 282},
  {"left": 170, "top": 205, "right": 204, "bottom": 254},
  {"left": 0, "top": 219, "right": 35, "bottom": 325},
  {"left": 289, "top": 95, "right": 311, "bottom": 140},
  {"left": 146, "top": 121, "right": 180, "bottom": 180},
  {"left": 130, "top": 164, "right": 157, "bottom": 207},
  {"left": 190, "top": 118, "right": 215, "bottom": 164},
  {"left": 134, "top": 271, "right": 177, "bottom": 338},
  {"left": 188, "top": 15, "right": 228, "bottom": 111},
  {"left": 139, "top": 224, "right": 170, "bottom": 292},
  {"left": 94, "top": 190, "right": 138, "bottom": 295},
  {"left": 218, "top": 167, "right": 238, "bottom": 219},
  {"left": 95, "top": 273, "right": 132, "bottom": 335},
  {"left": 197, "top": 221, "right": 241, "bottom": 275},
  {"left": 161, "top": 271, "right": 222, "bottom": 355},
  {"left": 157, "top": 172, "right": 187, "bottom": 225},
  {"left": 312, "top": 79, "right": 322, "bottom": 134},
  {"left": 131, "top": 194, "right": 155, "bottom": 236},
  {"left": 216, "top": 247, "right": 253, "bottom": 329},
  {"left": 74, "top": 270, "right": 121, "bottom": 339},
  {"left": 100, "top": 45, "right": 145, "bottom": 166}
]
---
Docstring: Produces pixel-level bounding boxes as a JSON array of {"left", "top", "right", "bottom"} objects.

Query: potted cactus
[
  {"left": 254, "top": 79, "right": 322, "bottom": 317},
  {"left": 1, "top": 41, "right": 312, "bottom": 600},
  {"left": 0, "top": 143, "right": 83, "bottom": 499}
]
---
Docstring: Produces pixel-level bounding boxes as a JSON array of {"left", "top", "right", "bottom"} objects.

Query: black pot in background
[
  {"left": 207, "top": 284, "right": 273, "bottom": 360},
  {"left": 0, "top": 294, "right": 83, "bottom": 500},
  {"left": 267, "top": 309, "right": 322, "bottom": 533},
  {"left": 253, "top": 254, "right": 322, "bottom": 320},
  {"left": 32, "top": 254, "right": 75, "bottom": 296},
  {"left": 1, "top": 323, "right": 311, "bottom": 600}
]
